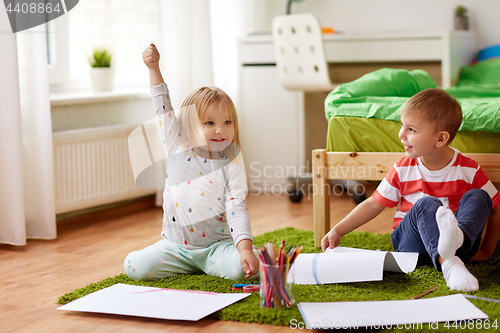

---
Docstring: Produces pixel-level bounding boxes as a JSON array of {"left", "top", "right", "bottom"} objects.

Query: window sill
[{"left": 50, "top": 88, "right": 150, "bottom": 107}]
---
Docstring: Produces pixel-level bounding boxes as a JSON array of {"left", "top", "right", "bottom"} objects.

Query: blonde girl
[{"left": 124, "top": 44, "right": 259, "bottom": 281}]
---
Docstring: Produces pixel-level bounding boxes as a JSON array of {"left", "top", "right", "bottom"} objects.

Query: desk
[{"left": 237, "top": 31, "right": 475, "bottom": 191}]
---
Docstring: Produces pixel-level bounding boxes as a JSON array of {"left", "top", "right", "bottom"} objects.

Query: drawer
[
  {"left": 240, "top": 41, "right": 276, "bottom": 65},
  {"left": 324, "top": 38, "right": 443, "bottom": 62}
]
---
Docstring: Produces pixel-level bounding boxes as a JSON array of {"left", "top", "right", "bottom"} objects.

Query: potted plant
[
  {"left": 454, "top": 5, "right": 469, "bottom": 30},
  {"left": 89, "top": 48, "right": 115, "bottom": 92}
]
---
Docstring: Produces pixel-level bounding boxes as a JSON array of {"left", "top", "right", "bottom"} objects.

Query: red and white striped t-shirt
[{"left": 372, "top": 148, "right": 500, "bottom": 229}]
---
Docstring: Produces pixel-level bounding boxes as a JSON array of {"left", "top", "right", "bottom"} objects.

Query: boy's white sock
[
  {"left": 436, "top": 206, "right": 464, "bottom": 260},
  {"left": 441, "top": 256, "right": 479, "bottom": 292}
]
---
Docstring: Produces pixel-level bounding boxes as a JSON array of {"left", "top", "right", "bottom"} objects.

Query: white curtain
[
  {"left": 157, "top": 0, "right": 248, "bottom": 108},
  {"left": 209, "top": 0, "right": 248, "bottom": 101},
  {"left": 158, "top": 0, "right": 215, "bottom": 110},
  {"left": 154, "top": 0, "right": 248, "bottom": 205},
  {"left": 0, "top": 10, "right": 56, "bottom": 245}
]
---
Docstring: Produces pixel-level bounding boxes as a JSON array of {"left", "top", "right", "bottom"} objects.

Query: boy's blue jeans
[{"left": 391, "top": 189, "right": 492, "bottom": 271}]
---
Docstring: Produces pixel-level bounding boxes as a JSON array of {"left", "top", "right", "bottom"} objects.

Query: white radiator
[{"left": 53, "top": 125, "right": 155, "bottom": 214}]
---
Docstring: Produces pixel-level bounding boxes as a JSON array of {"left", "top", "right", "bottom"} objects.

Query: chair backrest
[{"left": 272, "top": 13, "right": 335, "bottom": 92}]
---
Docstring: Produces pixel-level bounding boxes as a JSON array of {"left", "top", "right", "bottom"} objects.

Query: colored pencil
[
  {"left": 258, "top": 241, "right": 300, "bottom": 308},
  {"left": 411, "top": 286, "right": 438, "bottom": 300}
]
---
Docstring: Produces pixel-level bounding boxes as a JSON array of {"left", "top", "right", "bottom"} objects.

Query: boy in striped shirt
[{"left": 322, "top": 88, "right": 500, "bottom": 292}]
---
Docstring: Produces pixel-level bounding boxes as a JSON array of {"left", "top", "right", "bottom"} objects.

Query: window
[
  {"left": 47, "top": 16, "right": 69, "bottom": 85},
  {"left": 49, "top": 0, "right": 159, "bottom": 92}
]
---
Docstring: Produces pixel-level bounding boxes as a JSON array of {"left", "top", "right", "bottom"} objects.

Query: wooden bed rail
[{"left": 312, "top": 149, "right": 500, "bottom": 247}]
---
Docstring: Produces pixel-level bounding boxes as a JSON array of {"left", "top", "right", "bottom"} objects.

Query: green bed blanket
[
  {"left": 324, "top": 58, "right": 500, "bottom": 134},
  {"left": 327, "top": 117, "right": 500, "bottom": 153}
]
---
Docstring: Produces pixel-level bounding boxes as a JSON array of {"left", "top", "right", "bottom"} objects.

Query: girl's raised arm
[{"left": 143, "top": 43, "right": 164, "bottom": 86}]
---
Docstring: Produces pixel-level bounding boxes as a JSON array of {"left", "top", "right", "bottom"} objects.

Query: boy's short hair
[{"left": 402, "top": 88, "right": 463, "bottom": 143}]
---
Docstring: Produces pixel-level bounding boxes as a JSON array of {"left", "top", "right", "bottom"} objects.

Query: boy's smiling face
[{"left": 399, "top": 112, "right": 441, "bottom": 160}]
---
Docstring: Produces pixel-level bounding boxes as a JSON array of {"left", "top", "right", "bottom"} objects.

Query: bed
[{"left": 312, "top": 58, "right": 500, "bottom": 247}]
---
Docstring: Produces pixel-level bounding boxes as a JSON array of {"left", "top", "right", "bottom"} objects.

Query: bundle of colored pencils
[{"left": 257, "top": 241, "right": 302, "bottom": 308}]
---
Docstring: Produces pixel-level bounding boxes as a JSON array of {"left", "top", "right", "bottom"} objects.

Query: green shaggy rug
[{"left": 58, "top": 228, "right": 500, "bottom": 332}]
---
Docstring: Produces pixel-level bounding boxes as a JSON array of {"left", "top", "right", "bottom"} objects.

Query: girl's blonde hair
[{"left": 177, "top": 86, "right": 241, "bottom": 155}]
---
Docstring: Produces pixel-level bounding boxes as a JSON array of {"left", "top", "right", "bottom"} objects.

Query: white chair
[
  {"left": 272, "top": 14, "right": 365, "bottom": 204},
  {"left": 272, "top": 13, "right": 336, "bottom": 92}
]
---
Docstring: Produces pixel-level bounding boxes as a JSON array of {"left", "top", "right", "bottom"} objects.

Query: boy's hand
[
  {"left": 240, "top": 249, "right": 259, "bottom": 278},
  {"left": 470, "top": 248, "right": 491, "bottom": 262},
  {"left": 321, "top": 228, "right": 341, "bottom": 252},
  {"left": 143, "top": 43, "right": 160, "bottom": 70}
]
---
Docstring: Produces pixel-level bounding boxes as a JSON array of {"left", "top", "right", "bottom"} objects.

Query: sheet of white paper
[
  {"left": 58, "top": 284, "right": 250, "bottom": 321},
  {"left": 326, "top": 246, "right": 372, "bottom": 254},
  {"left": 297, "top": 295, "right": 488, "bottom": 329},
  {"left": 388, "top": 251, "right": 419, "bottom": 273},
  {"left": 293, "top": 247, "right": 418, "bottom": 284},
  {"left": 326, "top": 247, "right": 418, "bottom": 273},
  {"left": 293, "top": 252, "right": 384, "bottom": 284}
]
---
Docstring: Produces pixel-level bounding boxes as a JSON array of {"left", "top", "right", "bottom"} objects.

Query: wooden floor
[{"left": 0, "top": 187, "right": 394, "bottom": 333}]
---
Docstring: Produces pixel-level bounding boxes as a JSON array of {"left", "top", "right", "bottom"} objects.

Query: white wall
[{"left": 250, "top": 0, "right": 500, "bottom": 51}]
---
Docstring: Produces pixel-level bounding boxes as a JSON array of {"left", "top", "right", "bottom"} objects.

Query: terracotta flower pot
[{"left": 454, "top": 16, "right": 469, "bottom": 30}]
